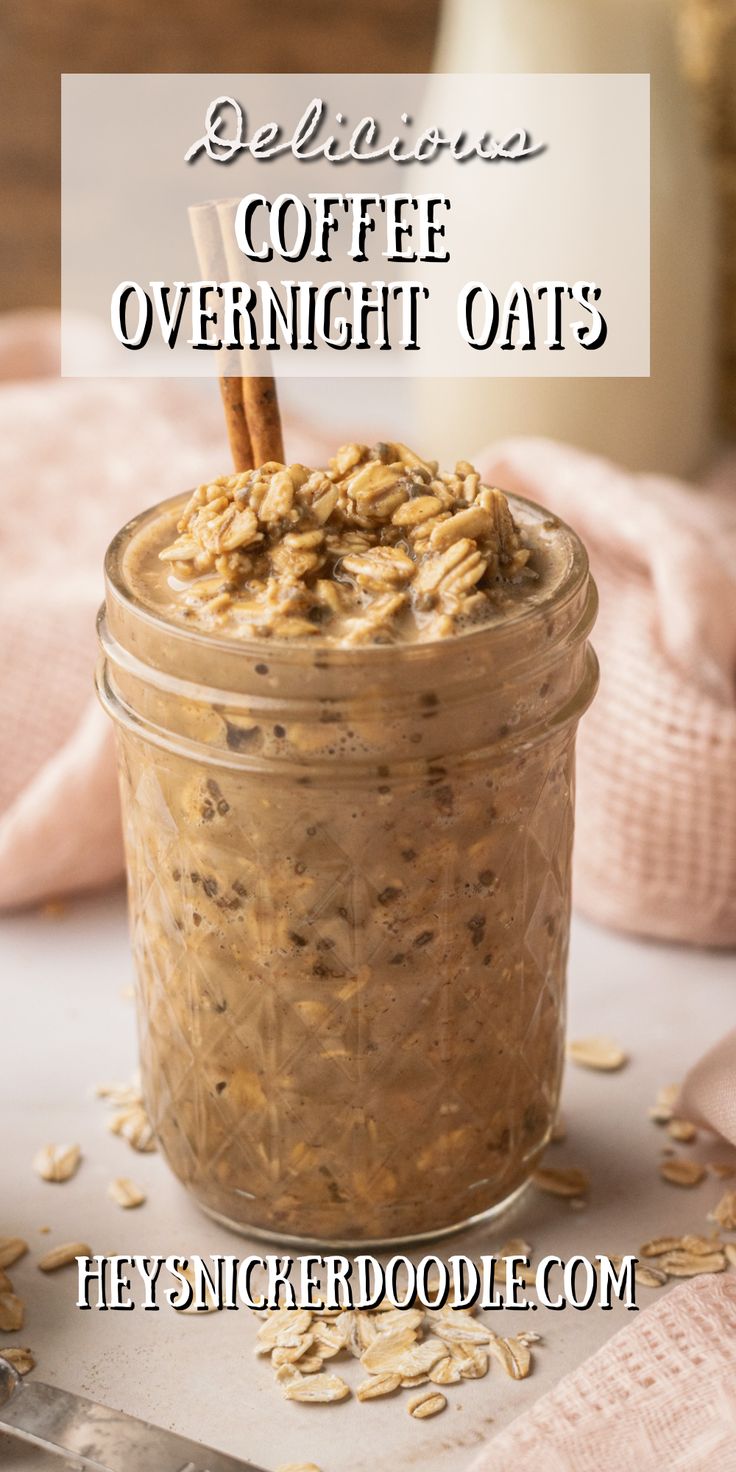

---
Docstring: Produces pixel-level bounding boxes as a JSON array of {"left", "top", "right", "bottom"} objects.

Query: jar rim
[{"left": 104, "top": 487, "right": 590, "bottom": 673}]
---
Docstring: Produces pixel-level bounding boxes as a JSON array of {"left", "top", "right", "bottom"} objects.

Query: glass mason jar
[{"left": 97, "top": 491, "right": 597, "bottom": 1246}]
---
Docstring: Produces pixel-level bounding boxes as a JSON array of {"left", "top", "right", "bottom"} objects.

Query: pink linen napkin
[
  {"left": 0, "top": 313, "right": 329, "bottom": 909},
  {"left": 470, "top": 1274, "right": 736, "bottom": 1472},
  {"left": 476, "top": 438, "right": 736, "bottom": 948},
  {"left": 676, "top": 1028, "right": 736, "bottom": 1149}
]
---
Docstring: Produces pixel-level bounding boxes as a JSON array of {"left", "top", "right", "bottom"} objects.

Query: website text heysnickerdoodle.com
[{"left": 76, "top": 1252, "right": 640, "bottom": 1313}]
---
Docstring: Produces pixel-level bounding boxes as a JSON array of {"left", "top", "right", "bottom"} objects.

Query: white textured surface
[{"left": 0, "top": 891, "right": 734, "bottom": 1472}]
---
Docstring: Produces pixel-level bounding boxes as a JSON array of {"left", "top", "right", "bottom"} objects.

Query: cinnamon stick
[
  {"left": 214, "top": 199, "right": 285, "bottom": 469},
  {"left": 190, "top": 201, "right": 276, "bottom": 473},
  {"left": 242, "top": 377, "right": 284, "bottom": 466},
  {"left": 218, "top": 375, "right": 253, "bottom": 472}
]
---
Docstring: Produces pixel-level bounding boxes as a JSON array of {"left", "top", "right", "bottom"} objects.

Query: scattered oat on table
[
  {"left": 667, "top": 1119, "right": 697, "bottom": 1143},
  {"left": 0, "top": 1347, "right": 35, "bottom": 1375},
  {"left": 429, "top": 1358, "right": 462, "bottom": 1386},
  {"left": 95, "top": 1077, "right": 143, "bottom": 1105},
  {"left": 432, "top": 1316, "right": 491, "bottom": 1348},
  {"left": 0, "top": 1239, "right": 28, "bottom": 1271},
  {"left": 648, "top": 1083, "right": 680, "bottom": 1124},
  {"left": 659, "top": 1248, "right": 726, "bottom": 1277},
  {"left": 639, "top": 1236, "right": 683, "bottom": 1258},
  {"left": 407, "top": 1390, "right": 447, "bottom": 1419},
  {"left": 609, "top": 1254, "right": 667, "bottom": 1289},
  {"left": 97, "top": 1076, "right": 157, "bottom": 1154},
  {"left": 487, "top": 1335, "right": 532, "bottom": 1380},
  {"left": 568, "top": 1038, "right": 628, "bottom": 1072},
  {"left": 357, "top": 1372, "right": 402, "bottom": 1400},
  {"left": 659, "top": 1159, "right": 706, "bottom": 1188},
  {"left": 33, "top": 1143, "right": 81, "bottom": 1183},
  {"left": 257, "top": 1297, "right": 537, "bottom": 1412},
  {"left": 448, "top": 1344, "right": 489, "bottom": 1379},
  {"left": 108, "top": 1105, "right": 156, "bottom": 1153},
  {"left": 272, "top": 1339, "right": 316, "bottom": 1368},
  {"left": 680, "top": 1233, "right": 724, "bottom": 1255},
  {"left": 640, "top": 1233, "right": 720, "bottom": 1258},
  {"left": 0, "top": 1294, "right": 24, "bottom": 1333},
  {"left": 632, "top": 1232, "right": 731, "bottom": 1281},
  {"left": 282, "top": 1372, "right": 350, "bottom": 1404},
  {"left": 635, "top": 1265, "right": 669, "bottom": 1288},
  {"left": 38, "top": 1241, "right": 91, "bottom": 1273},
  {"left": 108, "top": 1178, "right": 146, "bottom": 1209},
  {"left": 709, "top": 1162, "right": 736, "bottom": 1180},
  {"left": 532, "top": 1165, "right": 589, "bottom": 1199},
  {"left": 362, "top": 1333, "right": 446, "bottom": 1379},
  {"left": 276, "top": 1464, "right": 323, "bottom": 1472},
  {"left": 256, "top": 1309, "right": 313, "bottom": 1353},
  {"left": 709, "top": 1191, "right": 736, "bottom": 1230}
]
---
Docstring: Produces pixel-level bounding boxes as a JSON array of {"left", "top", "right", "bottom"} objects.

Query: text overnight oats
[{"left": 98, "top": 442, "right": 598, "bottom": 1244}]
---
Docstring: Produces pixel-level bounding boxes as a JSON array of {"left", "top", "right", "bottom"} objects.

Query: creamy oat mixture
[{"left": 131, "top": 443, "right": 545, "bottom": 645}]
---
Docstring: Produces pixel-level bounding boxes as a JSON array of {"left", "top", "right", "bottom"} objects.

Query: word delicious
[{"left": 184, "top": 95, "right": 546, "bottom": 166}]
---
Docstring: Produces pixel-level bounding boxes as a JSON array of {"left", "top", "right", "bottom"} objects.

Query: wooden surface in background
[{"left": 0, "top": 0, "right": 441, "bottom": 310}]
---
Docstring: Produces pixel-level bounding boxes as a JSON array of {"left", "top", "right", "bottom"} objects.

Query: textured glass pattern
[{"left": 118, "top": 725, "right": 575, "bottom": 1243}]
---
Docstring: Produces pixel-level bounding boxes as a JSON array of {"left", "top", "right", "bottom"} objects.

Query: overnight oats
[{"left": 97, "top": 442, "right": 598, "bottom": 1244}]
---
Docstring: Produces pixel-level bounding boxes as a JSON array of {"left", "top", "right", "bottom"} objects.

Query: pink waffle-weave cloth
[
  {"left": 0, "top": 311, "right": 329, "bottom": 910},
  {"left": 475, "top": 436, "right": 736, "bottom": 950},
  {"left": 469, "top": 1274, "right": 736, "bottom": 1472}
]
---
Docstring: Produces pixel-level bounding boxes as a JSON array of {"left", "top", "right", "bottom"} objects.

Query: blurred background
[
  {"left": 1, "top": 0, "right": 734, "bottom": 467},
  {"left": 0, "top": 0, "right": 441, "bottom": 314},
  {"left": 0, "top": 0, "right": 734, "bottom": 944}
]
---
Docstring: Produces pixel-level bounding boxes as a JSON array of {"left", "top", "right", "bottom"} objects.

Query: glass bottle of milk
[{"left": 416, "top": 0, "right": 717, "bottom": 476}]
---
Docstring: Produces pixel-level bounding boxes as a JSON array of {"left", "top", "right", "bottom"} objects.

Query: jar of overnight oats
[{"left": 97, "top": 442, "right": 597, "bottom": 1246}]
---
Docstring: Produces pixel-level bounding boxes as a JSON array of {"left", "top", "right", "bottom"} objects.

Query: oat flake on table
[
  {"left": 33, "top": 1143, "right": 81, "bottom": 1182},
  {"left": 567, "top": 1037, "right": 628, "bottom": 1072},
  {"left": 38, "top": 1241, "right": 91, "bottom": 1272},
  {"left": 659, "top": 1158, "right": 706, "bottom": 1187},
  {"left": 0, "top": 1239, "right": 27, "bottom": 1270},
  {"left": 532, "top": 1165, "right": 590, "bottom": 1198}
]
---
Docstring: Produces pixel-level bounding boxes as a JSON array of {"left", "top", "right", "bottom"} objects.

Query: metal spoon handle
[{"left": 0, "top": 1361, "right": 268, "bottom": 1472}]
